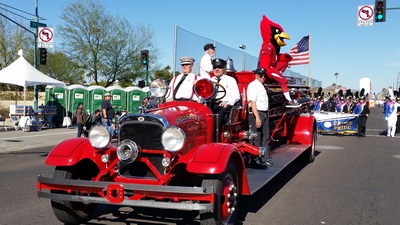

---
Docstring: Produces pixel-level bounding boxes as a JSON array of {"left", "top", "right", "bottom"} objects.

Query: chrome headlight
[
  {"left": 89, "top": 125, "right": 110, "bottom": 148},
  {"left": 117, "top": 140, "right": 139, "bottom": 163},
  {"left": 150, "top": 79, "right": 168, "bottom": 98},
  {"left": 161, "top": 126, "right": 185, "bottom": 152}
]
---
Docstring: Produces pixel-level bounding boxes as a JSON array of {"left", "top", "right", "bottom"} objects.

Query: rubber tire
[
  {"left": 302, "top": 127, "right": 316, "bottom": 163},
  {"left": 50, "top": 166, "right": 97, "bottom": 224},
  {"left": 200, "top": 162, "right": 239, "bottom": 225}
]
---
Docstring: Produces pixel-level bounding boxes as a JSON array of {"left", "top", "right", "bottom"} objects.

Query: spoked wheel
[
  {"left": 200, "top": 162, "right": 239, "bottom": 225},
  {"left": 50, "top": 166, "right": 98, "bottom": 224}
]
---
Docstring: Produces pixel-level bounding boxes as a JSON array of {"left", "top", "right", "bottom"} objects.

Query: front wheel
[
  {"left": 50, "top": 166, "right": 98, "bottom": 224},
  {"left": 200, "top": 162, "right": 239, "bottom": 225}
]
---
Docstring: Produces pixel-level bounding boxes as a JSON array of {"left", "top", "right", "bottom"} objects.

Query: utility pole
[{"left": 33, "top": 0, "right": 39, "bottom": 110}]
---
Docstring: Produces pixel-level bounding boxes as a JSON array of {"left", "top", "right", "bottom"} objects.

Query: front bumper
[{"left": 37, "top": 175, "right": 214, "bottom": 211}]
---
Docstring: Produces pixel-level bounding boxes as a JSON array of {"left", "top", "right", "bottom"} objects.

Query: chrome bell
[{"left": 225, "top": 57, "right": 236, "bottom": 72}]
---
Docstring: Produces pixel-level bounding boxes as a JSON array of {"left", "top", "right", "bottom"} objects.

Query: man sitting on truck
[
  {"left": 209, "top": 58, "right": 240, "bottom": 128},
  {"left": 166, "top": 57, "right": 199, "bottom": 102}
]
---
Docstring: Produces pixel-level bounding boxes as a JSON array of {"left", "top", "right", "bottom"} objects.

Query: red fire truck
[{"left": 37, "top": 70, "right": 316, "bottom": 225}]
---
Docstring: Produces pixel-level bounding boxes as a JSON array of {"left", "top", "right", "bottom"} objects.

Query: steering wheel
[{"left": 213, "top": 81, "right": 227, "bottom": 101}]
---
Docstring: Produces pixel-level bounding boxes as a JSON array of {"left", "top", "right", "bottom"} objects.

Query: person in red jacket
[{"left": 258, "top": 15, "right": 300, "bottom": 108}]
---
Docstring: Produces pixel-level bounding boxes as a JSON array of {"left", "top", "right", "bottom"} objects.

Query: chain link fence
[{"left": 173, "top": 26, "right": 321, "bottom": 88}]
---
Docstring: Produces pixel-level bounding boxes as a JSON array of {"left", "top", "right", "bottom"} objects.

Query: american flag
[{"left": 288, "top": 35, "right": 309, "bottom": 65}]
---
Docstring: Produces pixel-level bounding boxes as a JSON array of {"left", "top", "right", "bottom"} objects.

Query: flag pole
[{"left": 308, "top": 33, "right": 311, "bottom": 87}]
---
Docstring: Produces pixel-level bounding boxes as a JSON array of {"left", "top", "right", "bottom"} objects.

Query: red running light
[{"left": 194, "top": 79, "right": 216, "bottom": 100}]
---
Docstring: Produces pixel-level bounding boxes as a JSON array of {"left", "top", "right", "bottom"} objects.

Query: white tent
[
  {"left": 0, "top": 55, "right": 66, "bottom": 87},
  {"left": 0, "top": 54, "right": 66, "bottom": 113}
]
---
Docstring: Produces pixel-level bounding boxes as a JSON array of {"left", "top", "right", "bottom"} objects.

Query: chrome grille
[{"left": 119, "top": 120, "right": 164, "bottom": 150}]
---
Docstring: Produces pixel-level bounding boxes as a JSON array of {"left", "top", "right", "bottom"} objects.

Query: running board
[{"left": 246, "top": 144, "right": 309, "bottom": 194}]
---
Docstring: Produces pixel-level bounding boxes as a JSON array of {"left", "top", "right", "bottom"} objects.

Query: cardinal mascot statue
[{"left": 258, "top": 15, "right": 300, "bottom": 107}]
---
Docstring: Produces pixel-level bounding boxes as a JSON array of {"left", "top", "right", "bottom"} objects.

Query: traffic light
[
  {"left": 141, "top": 50, "right": 149, "bottom": 66},
  {"left": 39, "top": 48, "right": 47, "bottom": 65},
  {"left": 375, "top": 0, "right": 386, "bottom": 22},
  {"left": 138, "top": 80, "right": 145, "bottom": 88}
]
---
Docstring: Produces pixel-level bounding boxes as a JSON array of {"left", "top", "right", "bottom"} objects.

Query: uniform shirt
[
  {"left": 384, "top": 101, "right": 400, "bottom": 123},
  {"left": 247, "top": 79, "right": 268, "bottom": 111},
  {"left": 199, "top": 54, "right": 212, "bottom": 79},
  {"left": 335, "top": 102, "right": 348, "bottom": 113},
  {"left": 211, "top": 74, "right": 240, "bottom": 106},
  {"left": 353, "top": 102, "right": 370, "bottom": 115},
  {"left": 167, "top": 72, "right": 199, "bottom": 101}
]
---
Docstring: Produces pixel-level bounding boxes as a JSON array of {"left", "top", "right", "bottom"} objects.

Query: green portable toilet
[
  {"left": 67, "top": 84, "right": 88, "bottom": 116},
  {"left": 106, "top": 86, "right": 126, "bottom": 113},
  {"left": 44, "top": 85, "right": 67, "bottom": 126},
  {"left": 142, "top": 86, "right": 150, "bottom": 98},
  {"left": 87, "top": 85, "right": 106, "bottom": 114},
  {"left": 124, "top": 86, "right": 143, "bottom": 113}
]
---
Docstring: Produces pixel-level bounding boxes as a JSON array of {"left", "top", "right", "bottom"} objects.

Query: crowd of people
[{"left": 311, "top": 88, "right": 400, "bottom": 138}]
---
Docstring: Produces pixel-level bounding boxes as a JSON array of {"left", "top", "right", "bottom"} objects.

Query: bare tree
[
  {"left": 0, "top": 15, "right": 31, "bottom": 66},
  {"left": 0, "top": 15, "right": 32, "bottom": 90},
  {"left": 40, "top": 51, "right": 84, "bottom": 85},
  {"left": 58, "top": 0, "right": 160, "bottom": 87}
]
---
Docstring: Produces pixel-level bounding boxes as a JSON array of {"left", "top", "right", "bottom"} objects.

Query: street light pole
[
  {"left": 334, "top": 72, "right": 339, "bottom": 86},
  {"left": 239, "top": 44, "right": 246, "bottom": 71}
]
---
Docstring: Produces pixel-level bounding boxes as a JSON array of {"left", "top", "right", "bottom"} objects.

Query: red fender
[
  {"left": 45, "top": 137, "right": 114, "bottom": 166},
  {"left": 186, "top": 143, "right": 243, "bottom": 175},
  {"left": 289, "top": 114, "right": 316, "bottom": 145}
]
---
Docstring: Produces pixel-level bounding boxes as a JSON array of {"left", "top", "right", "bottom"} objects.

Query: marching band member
[
  {"left": 352, "top": 96, "right": 370, "bottom": 137},
  {"left": 384, "top": 96, "right": 400, "bottom": 137}
]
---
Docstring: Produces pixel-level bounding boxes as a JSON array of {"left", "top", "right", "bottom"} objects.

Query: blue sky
[{"left": 1, "top": 0, "right": 400, "bottom": 94}]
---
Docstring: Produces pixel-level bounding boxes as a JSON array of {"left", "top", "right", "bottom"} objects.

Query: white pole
[
  {"left": 173, "top": 25, "right": 177, "bottom": 77},
  {"left": 23, "top": 85, "right": 26, "bottom": 116}
]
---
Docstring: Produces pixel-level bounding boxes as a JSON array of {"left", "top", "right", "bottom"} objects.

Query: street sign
[
  {"left": 358, "top": 5, "right": 374, "bottom": 26},
  {"left": 30, "top": 21, "right": 47, "bottom": 29},
  {"left": 37, "top": 27, "right": 54, "bottom": 48}
]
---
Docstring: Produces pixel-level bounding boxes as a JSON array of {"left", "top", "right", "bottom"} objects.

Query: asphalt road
[{"left": 1, "top": 107, "right": 400, "bottom": 225}]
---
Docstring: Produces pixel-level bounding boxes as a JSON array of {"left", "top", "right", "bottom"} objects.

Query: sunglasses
[
  {"left": 213, "top": 66, "right": 224, "bottom": 69},
  {"left": 258, "top": 74, "right": 265, "bottom": 78}
]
